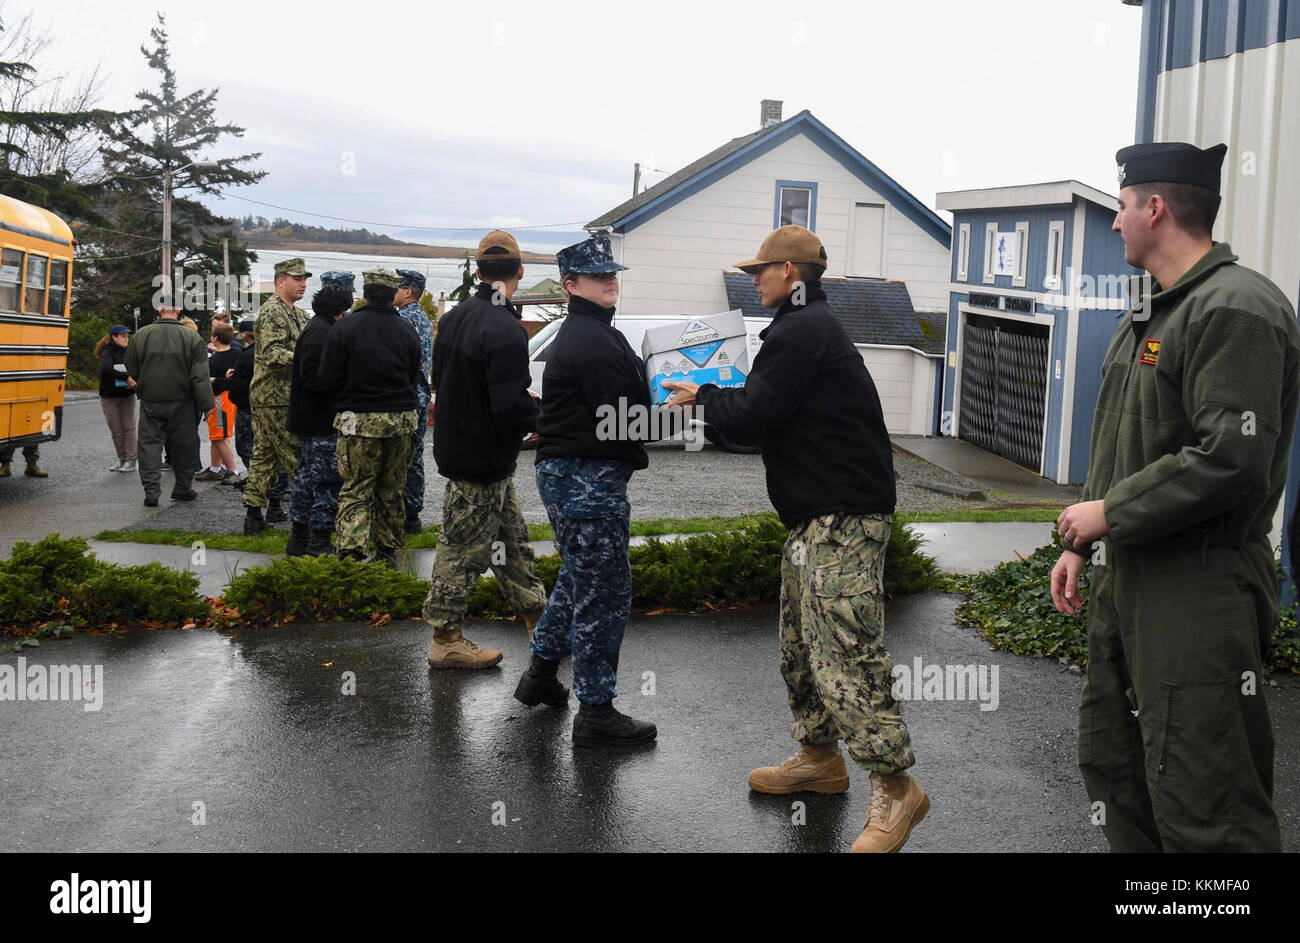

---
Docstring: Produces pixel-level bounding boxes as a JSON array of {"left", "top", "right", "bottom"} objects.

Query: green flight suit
[{"left": 1077, "top": 243, "right": 1299, "bottom": 852}]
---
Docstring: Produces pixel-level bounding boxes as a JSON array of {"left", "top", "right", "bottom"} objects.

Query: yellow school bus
[{"left": 0, "top": 193, "right": 72, "bottom": 455}]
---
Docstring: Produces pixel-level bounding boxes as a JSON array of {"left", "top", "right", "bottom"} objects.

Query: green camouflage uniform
[
  {"left": 1078, "top": 243, "right": 1298, "bottom": 852},
  {"left": 422, "top": 477, "right": 548, "bottom": 630},
  {"left": 781, "top": 512, "right": 914, "bottom": 773},
  {"left": 334, "top": 409, "right": 419, "bottom": 554},
  {"left": 245, "top": 295, "right": 309, "bottom": 509}
]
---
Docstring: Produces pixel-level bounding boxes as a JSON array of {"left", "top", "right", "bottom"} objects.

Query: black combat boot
[
  {"left": 265, "top": 501, "right": 288, "bottom": 524},
  {"left": 336, "top": 547, "right": 366, "bottom": 562},
  {"left": 285, "top": 521, "right": 310, "bottom": 556},
  {"left": 243, "top": 506, "right": 265, "bottom": 536},
  {"left": 305, "top": 529, "right": 333, "bottom": 556},
  {"left": 367, "top": 545, "right": 400, "bottom": 569},
  {"left": 571, "top": 700, "right": 657, "bottom": 747},
  {"left": 513, "top": 653, "right": 569, "bottom": 707},
  {"left": 405, "top": 515, "right": 422, "bottom": 534}
]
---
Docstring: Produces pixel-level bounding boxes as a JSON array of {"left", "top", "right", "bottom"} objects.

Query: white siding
[
  {"left": 614, "top": 133, "right": 951, "bottom": 317},
  {"left": 857, "top": 346, "right": 936, "bottom": 435},
  {"left": 1154, "top": 37, "right": 1300, "bottom": 559}
]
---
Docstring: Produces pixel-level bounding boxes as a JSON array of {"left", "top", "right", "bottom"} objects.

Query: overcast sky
[{"left": 33, "top": 0, "right": 1143, "bottom": 236}]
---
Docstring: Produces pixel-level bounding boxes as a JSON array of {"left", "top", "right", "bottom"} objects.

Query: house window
[
  {"left": 1045, "top": 220, "right": 1065, "bottom": 290},
  {"left": 982, "top": 222, "right": 998, "bottom": 284},
  {"left": 0, "top": 249, "right": 22, "bottom": 312},
  {"left": 774, "top": 180, "right": 817, "bottom": 231},
  {"left": 956, "top": 224, "right": 970, "bottom": 280},
  {"left": 1013, "top": 221, "right": 1029, "bottom": 287},
  {"left": 849, "top": 203, "right": 885, "bottom": 277}
]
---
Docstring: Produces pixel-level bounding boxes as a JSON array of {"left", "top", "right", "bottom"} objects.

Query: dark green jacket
[
  {"left": 124, "top": 318, "right": 214, "bottom": 410},
  {"left": 1083, "top": 243, "right": 1300, "bottom": 548}
]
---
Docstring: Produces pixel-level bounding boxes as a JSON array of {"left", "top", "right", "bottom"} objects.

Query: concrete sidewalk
[
  {"left": 893, "top": 435, "right": 1081, "bottom": 504},
  {"left": 87, "top": 518, "right": 1052, "bottom": 597}
]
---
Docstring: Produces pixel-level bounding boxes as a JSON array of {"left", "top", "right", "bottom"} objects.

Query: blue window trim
[
  {"left": 604, "top": 112, "right": 951, "bottom": 246},
  {"left": 773, "top": 180, "right": 818, "bottom": 231}
]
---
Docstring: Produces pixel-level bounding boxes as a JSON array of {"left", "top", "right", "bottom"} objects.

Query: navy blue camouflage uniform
[
  {"left": 396, "top": 269, "right": 435, "bottom": 522},
  {"left": 288, "top": 270, "right": 352, "bottom": 531},
  {"left": 531, "top": 235, "right": 646, "bottom": 705}
]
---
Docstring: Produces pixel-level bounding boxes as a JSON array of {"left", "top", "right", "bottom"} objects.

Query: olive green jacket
[
  {"left": 250, "top": 295, "right": 310, "bottom": 408},
  {"left": 1083, "top": 243, "right": 1300, "bottom": 547},
  {"left": 124, "top": 317, "right": 214, "bottom": 410}
]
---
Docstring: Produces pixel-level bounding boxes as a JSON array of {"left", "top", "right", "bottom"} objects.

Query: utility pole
[
  {"left": 222, "top": 237, "right": 231, "bottom": 315},
  {"left": 161, "top": 166, "right": 173, "bottom": 307},
  {"left": 633, "top": 162, "right": 640, "bottom": 197}
]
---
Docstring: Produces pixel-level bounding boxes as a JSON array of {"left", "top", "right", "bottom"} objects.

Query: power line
[{"left": 212, "top": 190, "right": 586, "bottom": 232}]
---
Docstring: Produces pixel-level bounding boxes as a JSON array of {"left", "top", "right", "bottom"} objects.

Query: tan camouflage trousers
[
  {"left": 780, "top": 512, "right": 915, "bottom": 774},
  {"left": 335, "top": 433, "right": 415, "bottom": 554},
  {"left": 243, "top": 406, "right": 296, "bottom": 508},
  {"left": 422, "top": 477, "right": 548, "bottom": 631}
]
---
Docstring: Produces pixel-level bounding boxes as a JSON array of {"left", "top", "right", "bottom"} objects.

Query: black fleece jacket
[
  {"left": 289, "top": 313, "right": 339, "bottom": 436},
  {"left": 536, "top": 295, "right": 651, "bottom": 470},
  {"left": 431, "top": 282, "right": 539, "bottom": 482},
  {"left": 696, "top": 284, "right": 895, "bottom": 527},
  {"left": 315, "top": 302, "right": 421, "bottom": 414}
]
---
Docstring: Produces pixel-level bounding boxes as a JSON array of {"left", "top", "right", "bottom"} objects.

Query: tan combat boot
[
  {"left": 426, "top": 628, "right": 502, "bottom": 670},
  {"left": 749, "top": 742, "right": 850, "bottom": 795},
  {"left": 0, "top": 461, "right": 10, "bottom": 478},
  {"left": 850, "top": 771, "right": 930, "bottom": 853},
  {"left": 25, "top": 462, "right": 47, "bottom": 478},
  {"left": 520, "top": 609, "right": 545, "bottom": 639}
]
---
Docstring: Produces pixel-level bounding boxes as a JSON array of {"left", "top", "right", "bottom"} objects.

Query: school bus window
[
  {"left": 48, "top": 259, "right": 69, "bottom": 318},
  {"left": 24, "top": 253, "right": 47, "bottom": 314},
  {"left": 0, "top": 248, "right": 21, "bottom": 312}
]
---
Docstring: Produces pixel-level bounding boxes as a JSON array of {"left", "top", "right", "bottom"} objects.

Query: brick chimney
[{"left": 760, "top": 99, "right": 783, "bottom": 129}]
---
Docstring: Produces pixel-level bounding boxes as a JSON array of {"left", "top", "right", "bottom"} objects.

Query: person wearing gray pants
[{"left": 125, "top": 306, "right": 214, "bottom": 507}]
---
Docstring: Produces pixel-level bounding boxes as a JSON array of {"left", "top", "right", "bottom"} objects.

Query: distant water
[{"left": 252, "top": 248, "right": 562, "bottom": 300}]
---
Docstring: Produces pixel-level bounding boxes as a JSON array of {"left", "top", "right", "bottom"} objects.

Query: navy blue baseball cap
[
  {"left": 319, "top": 271, "right": 355, "bottom": 293},
  {"left": 556, "top": 235, "right": 627, "bottom": 276},
  {"left": 1116, "top": 141, "right": 1227, "bottom": 193},
  {"left": 109, "top": 324, "right": 131, "bottom": 335}
]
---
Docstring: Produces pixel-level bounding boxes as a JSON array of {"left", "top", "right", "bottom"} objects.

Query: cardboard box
[{"left": 641, "top": 310, "right": 750, "bottom": 405}]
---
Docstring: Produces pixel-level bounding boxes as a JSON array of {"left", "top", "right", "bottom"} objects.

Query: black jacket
[
  {"left": 98, "top": 343, "right": 134, "bottom": 398},
  {"left": 288, "top": 313, "right": 339, "bottom": 436},
  {"left": 536, "top": 295, "right": 651, "bottom": 470},
  {"left": 431, "top": 282, "right": 539, "bottom": 482},
  {"left": 208, "top": 347, "right": 240, "bottom": 397},
  {"left": 697, "top": 285, "right": 895, "bottom": 527},
  {"left": 315, "top": 302, "right": 421, "bottom": 414},
  {"left": 227, "top": 342, "right": 256, "bottom": 410}
]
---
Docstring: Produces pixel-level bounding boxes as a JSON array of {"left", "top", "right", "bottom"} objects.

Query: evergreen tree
[
  {"left": 86, "top": 13, "right": 264, "bottom": 323},
  {"left": 0, "top": 12, "right": 112, "bottom": 220}
]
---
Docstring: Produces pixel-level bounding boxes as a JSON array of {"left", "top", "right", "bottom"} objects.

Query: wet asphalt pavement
[{"left": 4, "top": 594, "right": 1298, "bottom": 853}]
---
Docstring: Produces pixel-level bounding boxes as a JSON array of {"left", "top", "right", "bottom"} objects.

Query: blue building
[
  {"left": 1126, "top": 0, "right": 1300, "bottom": 578},
  {"left": 935, "top": 182, "right": 1138, "bottom": 485}
]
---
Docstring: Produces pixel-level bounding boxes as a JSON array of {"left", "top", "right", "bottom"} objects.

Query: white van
[{"left": 525, "top": 311, "right": 771, "bottom": 452}]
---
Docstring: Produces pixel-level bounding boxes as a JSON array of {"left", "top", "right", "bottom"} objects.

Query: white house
[{"left": 586, "top": 101, "right": 954, "bottom": 317}]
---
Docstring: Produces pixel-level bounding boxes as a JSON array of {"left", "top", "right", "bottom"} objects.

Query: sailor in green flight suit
[{"left": 1051, "top": 141, "right": 1299, "bottom": 852}]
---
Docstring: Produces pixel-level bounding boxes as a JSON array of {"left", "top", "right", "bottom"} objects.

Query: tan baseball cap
[
  {"left": 734, "top": 225, "right": 828, "bottom": 274},
  {"left": 476, "top": 229, "right": 521, "bottom": 262}
]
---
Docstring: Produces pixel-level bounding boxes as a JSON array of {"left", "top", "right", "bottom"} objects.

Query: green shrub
[
  {"left": 72, "top": 562, "right": 207, "bottom": 625},
  {"left": 0, "top": 534, "right": 208, "bottom": 636},
  {"left": 64, "top": 369, "right": 97, "bottom": 390},
  {"left": 222, "top": 555, "right": 429, "bottom": 624},
  {"left": 951, "top": 536, "right": 1300, "bottom": 675},
  {"left": 66, "top": 316, "right": 112, "bottom": 379},
  {"left": 464, "top": 513, "right": 942, "bottom": 619}
]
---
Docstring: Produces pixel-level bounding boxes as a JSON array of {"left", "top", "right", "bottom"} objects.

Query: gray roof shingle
[{"left": 723, "top": 273, "right": 938, "bottom": 353}]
